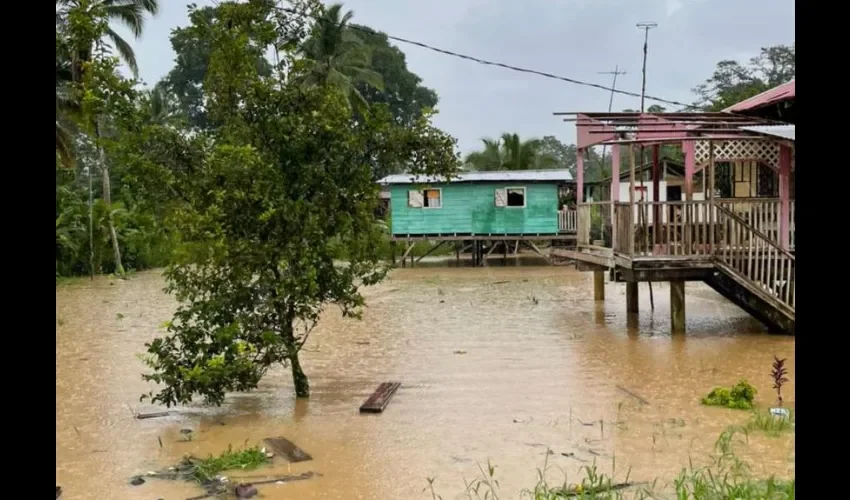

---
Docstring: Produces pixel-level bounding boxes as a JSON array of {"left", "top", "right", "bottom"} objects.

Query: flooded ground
[{"left": 56, "top": 259, "right": 794, "bottom": 499}]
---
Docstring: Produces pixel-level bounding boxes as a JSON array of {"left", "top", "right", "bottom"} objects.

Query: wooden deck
[{"left": 566, "top": 199, "right": 795, "bottom": 333}]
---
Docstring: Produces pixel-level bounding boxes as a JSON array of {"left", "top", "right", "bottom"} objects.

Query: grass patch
[
  {"left": 745, "top": 410, "right": 794, "bottom": 437},
  {"left": 428, "top": 428, "right": 794, "bottom": 499},
  {"left": 701, "top": 380, "right": 757, "bottom": 410},
  {"left": 188, "top": 445, "right": 269, "bottom": 483}
]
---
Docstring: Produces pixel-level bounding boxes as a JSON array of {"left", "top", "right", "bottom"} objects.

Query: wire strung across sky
[{"left": 271, "top": 4, "right": 701, "bottom": 111}]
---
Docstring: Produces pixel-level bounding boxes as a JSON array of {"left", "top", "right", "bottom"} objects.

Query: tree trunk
[
  {"left": 95, "top": 118, "right": 125, "bottom": 276},
  {"left": 289, "top": 351, "right": 310, "bottom": 398}
]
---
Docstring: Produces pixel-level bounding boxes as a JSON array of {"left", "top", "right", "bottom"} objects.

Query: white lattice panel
[{"left": 694, "top": 140, "right": 779, "bottom": 168}]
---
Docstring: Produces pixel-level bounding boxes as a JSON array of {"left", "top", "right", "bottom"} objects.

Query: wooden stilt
[
  {"left": 670, "top": 280, "right": 685, "bottom": 333},
  {"left": 593, "top": 270, "right": 605, "bottom": 301},
  {"left": 415, "top": 240, "right": 449, "bottom": 264},
  {"left": 626, "top": 281, "right": 639, "bottom": 313},
  {"left": 400, "top": 242, "right": 415, "bottom": 268}
]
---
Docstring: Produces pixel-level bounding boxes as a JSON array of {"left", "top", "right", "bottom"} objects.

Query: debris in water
[
  {"left": 355, "top": 341, "right": 370, "bottom": 345},
  {"left": 135, "top": 411, "right": 173, "bottom": 420},
  {"left": 56, "top": 486, "right": 61, "bottom": 498},
  {"left": 234, "top": 484, "right": 258, "bottom": 498},
  {"left": 453, "top": 350, "right": 467, "bottom": 355},
  {"left": 263, "top": 437, "right": 313, "bottom": 462},
  {"left": 130, "top": 477, "right": 145, "bottom": 486},
  {"left": 359, "top": 382, "right": 401, "bottom": 414},
  {"left": 616, "top": 385, "right": 650, "bottom": 406},
  {"left": 770, "top": 407, "right": 791, "bottom": 418}
]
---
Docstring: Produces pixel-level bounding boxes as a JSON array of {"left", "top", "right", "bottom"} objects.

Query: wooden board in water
[
  {"left": 263, "top": 437, "right": 313, "bottom": 463},
  {"left": 359, "top": 382, "right": 401, "bottom": 413}
]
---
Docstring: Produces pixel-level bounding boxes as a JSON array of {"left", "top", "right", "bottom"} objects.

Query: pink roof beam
[{"left": 724, "top": 79, "right": 795, "bottom": 113}]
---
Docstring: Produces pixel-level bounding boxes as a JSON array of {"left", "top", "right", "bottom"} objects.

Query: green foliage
[
  {"left": 746, "top": 410, "right": 794, "bottom": 437},
  {"left": 189, "top": 445, "right": 269, "bottom": 483},
  {"left": 463, "top": 133, "right": 560, "bottom": 171},
  {"left": 692, "top": 43, "right": 795, "bottom": 111},
  {"left": 429, "top": 429, "right": 793, "bottom": 499},
  {"left": 351, "top": 24, "right": 439, "bottom": 127},
  {"left": 299, "top": 3, "right": 384, "bottom": 113},
  {"left": 702, "top": 380, "right": 757, "bottom": 410},
  {"left": 141, "top": 0, "right": 459, "bottom": 405}
]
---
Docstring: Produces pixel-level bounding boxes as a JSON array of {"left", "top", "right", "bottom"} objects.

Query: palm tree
[
  {"left": 463, "top": 133, "right": 559, "bottom": 171},
  {"left": 56, "top": 0, "right": 159, "bottom": 78},
  {"left": 56, "top": 0, "right": 159, "bottom": 277},
  {"left": 299, "top": 3, "right": 383, "bottom": 111}
]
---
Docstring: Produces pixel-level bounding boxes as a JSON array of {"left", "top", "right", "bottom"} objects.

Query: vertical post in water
[
  {"left": 594, "top": 270, "right": 605, "bottom": 301},
  {"left": 626, "top": 281, "right": 639, "bottom": 313},
  {"left": 670, "top": 280, "right": 685, "bottom": 333}
]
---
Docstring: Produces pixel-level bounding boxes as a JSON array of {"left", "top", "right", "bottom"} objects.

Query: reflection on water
[{"left": 56, "top": 263, "right": 794, "bottom": 499}]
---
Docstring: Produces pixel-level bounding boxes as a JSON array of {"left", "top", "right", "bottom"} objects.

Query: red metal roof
[{"left": 724, "top": 80, "right": 795, "bottom": 113}]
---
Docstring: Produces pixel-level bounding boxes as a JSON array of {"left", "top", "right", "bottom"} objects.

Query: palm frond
[
  {"left": 106, "top": 27, "right": 138, "bottom": 77},
  {"left": 103, "top": 0, "right": 145, "bottom": 36}
]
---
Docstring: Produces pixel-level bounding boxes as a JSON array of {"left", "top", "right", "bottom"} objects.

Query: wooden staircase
[{"left": 707, "top": 205, "right": 795, "bottom": 333}]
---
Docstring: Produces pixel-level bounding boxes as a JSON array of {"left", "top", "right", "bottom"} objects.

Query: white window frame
[
  {"left": 504, "top": 186, "right": 527, "bottom": 208},
  {"left": 420, "top": 187, "right": 443, "bottom": 209}
]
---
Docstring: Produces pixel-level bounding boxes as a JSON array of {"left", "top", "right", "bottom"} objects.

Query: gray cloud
[{"left": 126, "top": 0, "right": 794, "bottom": 153}]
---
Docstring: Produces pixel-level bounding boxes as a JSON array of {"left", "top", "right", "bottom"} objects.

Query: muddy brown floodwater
[{"left": 56, "top": 261, "right": 794, "bottom": 499}]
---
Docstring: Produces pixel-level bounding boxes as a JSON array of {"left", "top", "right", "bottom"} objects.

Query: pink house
[{"left": 554, "top": 81, "right": 795, "bottom": 334}]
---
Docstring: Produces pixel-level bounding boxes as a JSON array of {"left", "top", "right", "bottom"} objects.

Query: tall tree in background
[
  {"left": 693, "top": 43, "right": 795, "bottom": 111},
  {"left": 57, "top": 0, "right": 160, "bottom": 78},
  {"left": 463, "top": 133, "right": 559, "bottom": 171},
  {"left": 299, "top": 3, "right": 384, "bottom": 111},
  {"left": 351, "top": 24, "right": 438, "bottom": 126},
  {"left": 58, "top": 0, "right": 159, "bottom": 276},
  {"left": 159, "top": 4, "right": 273, "bottom": 130}
]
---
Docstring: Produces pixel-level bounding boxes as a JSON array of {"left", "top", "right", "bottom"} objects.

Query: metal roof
[
  {"left": 724, "top": 80, "right": 795, "bottom": 113},
  {"left": 740, "top": 125, "right": 795, "bottom": 141},
  {"left": 378, "top": 169, "right": 574, "bottom": 185}
]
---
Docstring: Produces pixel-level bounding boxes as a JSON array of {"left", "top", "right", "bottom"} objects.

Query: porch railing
[
  {"left": 558, "top": 208, "right": 577, "bottom": 233},
  {"left": 577, "top": 202, "right": 612, "bottom": 247},
  {"left": 715, "top": 205, "right": 795, "bottom": 313}
]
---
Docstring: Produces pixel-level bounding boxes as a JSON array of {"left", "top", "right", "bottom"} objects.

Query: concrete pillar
[
  {"left": 593, "top": 271, "right": 605, "bottom": 301},
  {"left": 670, "top": 280, "right": 685, "bottom": 333},
  {"left": 626, "top": 282, "right": 639, "bottom": 313}
]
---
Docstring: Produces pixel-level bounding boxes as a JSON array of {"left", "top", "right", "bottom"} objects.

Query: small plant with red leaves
[{"left": 771, "top": 356, "right": 789, "bottom": 407}]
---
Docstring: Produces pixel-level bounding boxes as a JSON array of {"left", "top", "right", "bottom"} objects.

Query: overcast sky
[{"left": 126, "top": 0, "right": 794, "bottom": 154}]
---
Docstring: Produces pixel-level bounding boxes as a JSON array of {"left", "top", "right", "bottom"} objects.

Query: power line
[{"left": 272, "top": 5, "right": 700, "bottom": 110}]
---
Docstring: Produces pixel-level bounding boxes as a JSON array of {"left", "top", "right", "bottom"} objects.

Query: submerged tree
[{"left": 141, "top": 0, "right": 458, "bottom": 404}]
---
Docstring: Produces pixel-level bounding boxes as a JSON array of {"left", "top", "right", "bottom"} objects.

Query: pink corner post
[
  {"left": 576, "top": 148, "right": 584, "bottom": 204},
  {"left": 779, "top": 144, "right": 792, "bottom": 250}
]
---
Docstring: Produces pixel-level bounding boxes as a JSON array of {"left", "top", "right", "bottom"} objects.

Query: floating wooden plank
[
  {"left": 135, "top": 411, "right": 173, "bottom": 420},
  {"left": 263, "top": 437, "right": 312, "bottom": 463},
  {"left": 359, "top": 382, "right": 401, "bottom": 413}
]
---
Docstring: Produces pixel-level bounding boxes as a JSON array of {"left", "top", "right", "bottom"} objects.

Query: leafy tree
[
  {"left": 159, "top": 4, "right": 274, "bottom": 130},
  {"left": 463, "top": 133, "right": 559, "bottom": 171},
  {"left": 693, "top": 43, "right": 795, "bottom": 111},
  {"left": 140, "top": 0, "right": 458, "bottom": 404},
  {"left": 351, "top": 24, "right": 439, "bottom": 126},
  {"left": 299, "top": 3, "right": 384, "bottom": 112},
  {"left": 56, "top": 0, "right": 159, "bottom": 78}
]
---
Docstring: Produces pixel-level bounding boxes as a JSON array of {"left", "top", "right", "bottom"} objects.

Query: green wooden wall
[{"left": 389, "top": 182, "right": 559, "bottom": 235}]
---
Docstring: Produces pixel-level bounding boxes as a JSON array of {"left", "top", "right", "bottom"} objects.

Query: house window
[
  {"left": 506, "top": 187, "right": 526, "bottom": 207},
  {"left": 408, "top": 188, "right": 441, "bottom": 208}
]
